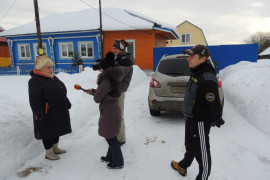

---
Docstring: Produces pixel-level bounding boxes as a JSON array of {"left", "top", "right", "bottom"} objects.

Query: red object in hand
[
  {"left": 74, "top": 84, "right": 82, "bottom": 90},
  {"left": 74, "top": 84, "right": 87, "bottom": 92}
]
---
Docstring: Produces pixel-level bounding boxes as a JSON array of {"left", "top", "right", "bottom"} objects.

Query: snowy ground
[{"left": 1, "top": 60, "right": 270, "bottom": 180}]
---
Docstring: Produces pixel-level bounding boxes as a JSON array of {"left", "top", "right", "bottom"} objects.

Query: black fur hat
[{"left": 100, "top": 52, "right": 115, "bottom": 69}]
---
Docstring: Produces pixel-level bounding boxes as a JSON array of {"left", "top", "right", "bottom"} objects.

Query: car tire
[{"left": 150, "top": 109, "right": 160, "bottom": 116}]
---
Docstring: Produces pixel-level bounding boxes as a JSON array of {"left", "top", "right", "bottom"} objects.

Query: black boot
[
  {"left": 107, "top": 162, "right": 123, "bottom": 169},
  {"left": 100, "top": 156, "right": 111, "bottom": 163}
]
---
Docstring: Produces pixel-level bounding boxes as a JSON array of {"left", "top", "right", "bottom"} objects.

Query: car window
[{"left": 158, "top": 58, "right": 191, "bottom": 77}]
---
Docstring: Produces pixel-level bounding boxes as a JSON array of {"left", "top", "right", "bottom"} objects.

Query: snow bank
[{"left": 220, "top": 59, "right": 270, "bottom": 137}]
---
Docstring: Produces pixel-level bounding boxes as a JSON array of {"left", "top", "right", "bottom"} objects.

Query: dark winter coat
[
  {"left": 182, "top": 62, "right": 223, "bottom": 124},
  {"left": 28, "top": 70, "right": 72, "bottom": 140},
  {"left": 92, "top": 67, "right": 124, "bottom": 138},
  {"left": 115, "top": 51, "right": 133, "bottom": 92}
]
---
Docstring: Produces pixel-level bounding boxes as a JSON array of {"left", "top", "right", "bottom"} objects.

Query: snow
[
  {"left": 259, "top": 47, "right": 270, "bottom": 56},
  {"left": 0, "top": 8, "right": 176, "bottom": 36},
  {"left": 1, "top": 60, "right": 270, "bottom": 180}
]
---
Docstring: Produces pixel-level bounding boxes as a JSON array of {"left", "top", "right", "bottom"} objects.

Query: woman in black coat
[{"left": 28, "top": 55, "right": 72, "bottom": 160}]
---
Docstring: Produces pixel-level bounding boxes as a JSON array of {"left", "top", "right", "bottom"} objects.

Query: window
[
  {"left": 59, "top": 42, "right": 74, "bottom": 59},
  {"left": 158, "top": 58, "right": 191, "bottom": 77},
  {"left": 181, "top": 34, "right": 191, "bottom": 43},
  {"left": 33, "top": 43, "right": 47, "bottom": 58},
  {"left": 78, "top": 41, "right": 94, "bottom": 58},
  {"left": 18, "top": 44, "right": 31, "bottom": 60},
  {"left": 125, "top": 39, "right": 135, "bottom": 59}
]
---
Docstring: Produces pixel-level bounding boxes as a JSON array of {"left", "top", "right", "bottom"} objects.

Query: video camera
[
  {"left": 91, "top": 52, "right": 115, "bottom": 71},
  {"left": 92, "top": 59, "right": 102, "bottom": 71}
]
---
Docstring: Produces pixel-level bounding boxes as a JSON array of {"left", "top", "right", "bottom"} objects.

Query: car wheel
[{"left": 150, "top": 109, "right": 160, "bottom": 116}]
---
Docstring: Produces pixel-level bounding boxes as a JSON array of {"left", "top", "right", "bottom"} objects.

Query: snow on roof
[
  {"left": 259, "top": 47, "right": 270, "bottom": 56},
  {"left": 0, "top": 8, "right": 177, "bottom": 37}
]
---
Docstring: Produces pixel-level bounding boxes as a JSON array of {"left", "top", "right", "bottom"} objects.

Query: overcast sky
[{"left": 0, "top": 0, "right": 269, "bottom": 45}]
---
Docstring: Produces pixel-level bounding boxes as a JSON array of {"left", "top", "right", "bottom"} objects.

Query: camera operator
[
  {"left": 112, "top": 39, "right": 134, "bottom": 146},
  {"left": 92, "top": 59, "right": 102, "bottom": 71}
]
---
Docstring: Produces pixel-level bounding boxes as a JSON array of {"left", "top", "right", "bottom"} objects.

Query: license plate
[{"left": 171, "top": 86, "right": 186, "bottom": 93}]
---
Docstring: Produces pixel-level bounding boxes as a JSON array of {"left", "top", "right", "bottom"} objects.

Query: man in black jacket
[{"left": 171, "top": 45, "right": 224, "bottom": 180}]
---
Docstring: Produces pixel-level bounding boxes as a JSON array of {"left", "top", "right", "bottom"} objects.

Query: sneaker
[
  {"left": 100, "top": 156, "right": 111, "bottom": 163},
  {"left": 171, "top": 160, "right": 187, "bottom": 176},
  {"left": 107, "top": 162, "right": 123, "bottom": 169}
]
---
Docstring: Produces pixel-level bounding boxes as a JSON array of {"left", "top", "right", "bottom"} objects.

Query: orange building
[
  {"left": 0, "top": 26, "right": 11, "bottom": 67},
  {"left": 103, "top": 29, "right": 177, "bottom": 69}
]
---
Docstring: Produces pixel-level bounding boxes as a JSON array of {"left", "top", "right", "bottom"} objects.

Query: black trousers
[
  {"left": 42, "top": 137, "right": 59, "bottom": 150},
  {"left": 105, "top": 136, "right": 124, "bottom": 166},
  {"left": 179, "top": 120, "right": 211, "bottom": 180}
]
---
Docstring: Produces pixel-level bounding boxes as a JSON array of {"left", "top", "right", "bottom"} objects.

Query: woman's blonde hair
[{"left": 34, "top": 55, "right": 54, "bottom": 70}]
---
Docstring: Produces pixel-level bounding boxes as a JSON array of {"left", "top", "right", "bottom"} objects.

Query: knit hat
[
  {"left": 113, "top": 40, "right": 130, "bottom": 51},
  {"left": 99, "top": 52, "right": 115, "bottom": 69},
  {"left": 34, "top": 55, "right": 54, "bottom": 70},
  {"left": 183, "top": 44, "right": 210, "bottom": 58}
]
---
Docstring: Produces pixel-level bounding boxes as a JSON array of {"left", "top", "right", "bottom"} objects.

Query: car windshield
[{"left": 158, "top": 58, "right": 191, "bottom": 76}]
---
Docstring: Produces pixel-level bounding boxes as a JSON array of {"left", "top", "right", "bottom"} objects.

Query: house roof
[
  {"left": 259, "top": 47, "right": 270, "bottom": 56},
  {"left": 177, "top": 20, "right": 202, "bottom": 30},
  {"left": 176, "top": 20, "right": 208, "bottom": 45},
  {"left": 0, "top": 8, "right": 178, "bottom": 38}
]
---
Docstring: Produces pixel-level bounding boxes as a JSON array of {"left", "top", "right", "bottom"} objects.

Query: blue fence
[
  {"left": 0, "top": 66, "right": 81, "bottom": 76},
  {"left": 153, "top": 44, "right": 258, "bottom": 71}
]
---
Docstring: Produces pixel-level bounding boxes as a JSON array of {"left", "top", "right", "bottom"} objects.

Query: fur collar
[{"left": 97, "top": 67, "right": 124, "bottom": 85}]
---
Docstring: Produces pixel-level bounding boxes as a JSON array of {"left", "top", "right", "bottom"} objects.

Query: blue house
[
  {"left": 0, "top": 8, "right": 178, "bottom": 72},
  {"left": 6, "top": 30, "right": 100, "bottom": 70}
]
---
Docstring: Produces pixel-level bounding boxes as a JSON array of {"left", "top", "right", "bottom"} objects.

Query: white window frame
[
  {"left": 78, "top": 41, "right": 95, "bottom": 59},
  {"left": 18, "top": 43, "right": 31, "bottom": 60},
  {"left": 33, "top": 43, "right": 47, "bottom": 58},
  {"left": 125, "top": 39, "right": 135, "bottom": 59},
  {"left": 181, "top": 34, "right": 191, "bottom": 43},
  {"left": 59, "top": 42, "right": 74, "bottom": 59}
]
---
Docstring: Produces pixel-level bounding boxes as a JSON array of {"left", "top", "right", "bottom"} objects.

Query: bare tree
[{"left": 245, "top": 31, "right": 270, "bottom": 54}]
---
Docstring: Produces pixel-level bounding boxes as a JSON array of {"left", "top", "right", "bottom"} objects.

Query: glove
[{"left": 211, "top": 118, "right": 225, "bottom": 128}]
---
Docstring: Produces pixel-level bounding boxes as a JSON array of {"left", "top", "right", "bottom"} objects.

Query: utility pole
[
  {"left": 33, "top": 0, "right": 43, "bottom": 56},
  {"left": 99, "top": 0, "right": 103, "bottom": 58}
]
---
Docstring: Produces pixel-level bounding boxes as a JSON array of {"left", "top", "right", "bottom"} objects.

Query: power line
[
  {"left": 79, "top": 0, "right": 152, "bottom": 35},
  {"left": 0, "top": 0, "right": 17, "bottom": 23}
]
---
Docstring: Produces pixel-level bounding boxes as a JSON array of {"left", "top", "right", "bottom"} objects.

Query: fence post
[
  {"left": 79, "top": 65, "right": 83, "bottom": 73},
  {"left": 17, "top": 66, "right": 20, "bottom": 76}
]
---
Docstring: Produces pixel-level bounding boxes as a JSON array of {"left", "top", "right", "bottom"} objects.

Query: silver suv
[{"left": 148, "top": 54, "right": 224, "bottom": 116}]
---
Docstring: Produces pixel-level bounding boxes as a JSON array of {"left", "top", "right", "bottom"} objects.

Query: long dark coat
[
  {"left": 28, "top": 70, "right": 72, "bottom": 140},
  {"left": 93, "top": 67, "right": 124, "bottom": 138}
]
